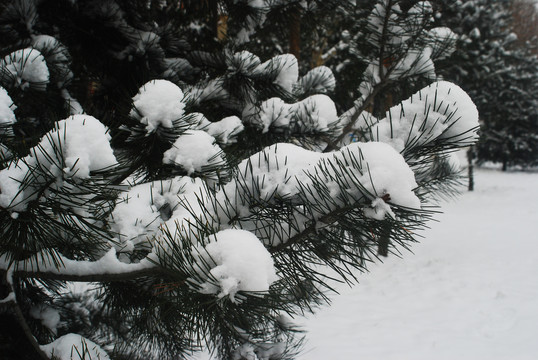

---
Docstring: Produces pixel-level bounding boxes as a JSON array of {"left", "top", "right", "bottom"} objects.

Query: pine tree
[
  {"left": 435, "top": 0, "right": 538, "bottom": 170},
  {"left": 321, "top": 0, "right": 458, "bottom": 117},
  {"left": 0, "top": 1, "right": 479, "bottom": 359}
]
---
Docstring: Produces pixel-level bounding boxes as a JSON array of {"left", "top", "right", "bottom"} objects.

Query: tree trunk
[
  {"left": 467, "top": 145, "right": 474, "bottom": 191},
  {"left": 289, "top": 7, "right": 301, "bottom": 61},
  {"left": 210, "top": 0, "right": 219, "bottom": 37},
  {"left": 377, "top": 221, "right": 392, "bottom": 257}
]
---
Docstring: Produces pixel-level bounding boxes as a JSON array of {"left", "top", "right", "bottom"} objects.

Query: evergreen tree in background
[
  {"left": 435, "top": 0, "right": 538, "bottom": 170},
  {"left": 0, "top": 1, "right": 478, "bottom": 359}
]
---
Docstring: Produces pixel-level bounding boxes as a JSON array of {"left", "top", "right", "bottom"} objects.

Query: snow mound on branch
[
  {"left": 0, "top": 48, "right": 49, "bottom": 90},
  {"left": 298, "top": 66, "right": 336, "bottom": 94},
  {"left": 427, "top": 27, "right": 457, "bottom": 60},
  {"left": 236, "top": 141, "right": 419, "bottom": 211},
  {"left": 32, "top": 35, "right": 68, "bottom": 61},
  {"left": 41, "top": 333, "right": 110, "bottom": 360},
  {"left": 371, "top": 81, "right": 479, "bottom": 151},
  {"left": 364, "top": 196, "right": 395, "bottom": 220},
  {"left": 192, "top": 229, "right": 278, "bottom": 302},
  {"left": 227, "top": 50, "right": 262, "bottom": 74},
  {"left": 31, "top": 35, "right": 73, "bottom": 87},
  {"left": 0, "top": 115, "right": 116, "bottom": 211},
  {"left": 272, "top": 54, "right": 299, "bottom": 93},
  {"left": 246, "top": 94, "right": 337, "bottom": 133},
  {"left": 157, "top": 141, "right": 419, "bottom": 249},
  {"left": 247, "top": 98, "right": 290, "bottom": 132},
  {"left": 111, "top": 177, "right": 203, "bottom": 243},
  {"left": 355, "top": 142, "right": 420, "bottom": 208},
  {"left": 196, "top": 115, "right": 244, "bottom": 145},
  {"left": 0, "top": 87, "right": 16, "bottom": 126},
  {"left": 53, "top": 115, "right": 117, "bottom": 177},
  {"left": 256, "top": 54, "right": 298, "bottom": 93},
  {"left": 295, "top": 94, "right": 337, "bottom": 132},
  {"left": 30, "top": 305, "right": 60, "bottom": 335},
  {"left": 233, "top": 341, "right": 287, "bottom": 360},
  {"left": 163, "top": 130, "right": 226, "bottom": 176},
  {"left": 390, "top": 47, "right": 436, "bottom": 80},
  {"left": 130, "top": 79, "right": 186, "bottom": 133}
]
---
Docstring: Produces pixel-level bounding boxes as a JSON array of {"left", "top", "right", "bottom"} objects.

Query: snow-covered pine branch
[
  {"left": 1, "top": 78, "right": 478, "bottom": 292},
  {"left": 0, "top": 1, "right": 478, "bottom": 359}
]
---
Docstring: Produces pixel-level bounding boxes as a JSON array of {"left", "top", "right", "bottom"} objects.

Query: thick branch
[
  {"left": 6, "top": 299, "right": 50, "bottom": 360},
  {"left": 3, "top": 249, "right": 166, "bottom": 283},
  {"left": 323, "top": 84, "right": 387, "bottom": 152},
  {"left": 378, "top": 0, "right": 394, "bottom": 80},
  {"left": 14, "top": 266, "right": 164, "bottom": 282},
  {"left": 1, "top": 271, "right": 50, "bottom": 360}
]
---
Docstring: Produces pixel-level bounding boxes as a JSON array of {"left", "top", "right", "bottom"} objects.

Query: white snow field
[{"left": 297, "top": 168, "right": 538, "bottom": 360}]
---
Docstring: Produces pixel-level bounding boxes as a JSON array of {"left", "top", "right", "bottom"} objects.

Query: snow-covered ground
[{"left": 297, "top": 168, "right": 538, "bottom": 360}]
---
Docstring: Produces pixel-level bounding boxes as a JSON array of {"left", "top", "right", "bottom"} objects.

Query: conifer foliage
[{"left": 0, "top": 1, "right": 479, "bottom": 359}]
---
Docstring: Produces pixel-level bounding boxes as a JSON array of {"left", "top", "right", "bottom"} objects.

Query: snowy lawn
[{"left": 298, "top": 168, "right": 538, "bottom": 360}]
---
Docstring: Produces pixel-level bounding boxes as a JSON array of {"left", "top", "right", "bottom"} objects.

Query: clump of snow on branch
[
  {"left": 128, "top": 81, "right": 243, "bottom": 147},
  {"left": 30, "top": 305, "right": 61, "bottom": 335},
  {"left": 0, "top": 115, "right": 117, "bottom": 211},
  {"left": 129, "top": 79, "right": 186, "bottom": 133},
  {"left": 40, "top": 333, "right": 110, "bottom": 360},
  {"left": 426, "top": 27, "right": 458, "bottom": 60},
  {"left": 245, "top": 94, "right": 337, "bottom": 133},
  {"left": 195, "top": 115, "right": 244, "bottom": 145},
  {"left": 163, "top": 130, "right": 227, "bottom": 177},
  {"left": 297, "top": 66, "right": 336, "bottom": 94},
  {"left": 227, "top": 50, "right": 262, "bottom": 75},
  {"left": 31, "top": 35, "right": 73, "bottom": 87},
  {"left": 230, "top": 51, "right": 335, "bottom": 96},
  {"left": 256, "top": 54, "right": 299, "bottom": 93},
  {"left": 110, "top": 177, "right": 203, "bottom": 244},
  {"left": 0, "top": 48, "right": 50, "bottom": 91},
  {"left": 390, "top": 47, "right": 436, "bottom": 80},
  {"left": 365, "top": 1, "right": 407, "bottom": 48},
  {"left": 354, "top": 142, "right": 420, "bottom": 207},
  {"left": 191, "top": 229, "right": 278, "bottom": 302},
  {"left": 366, "top": 81, "right": 479, "bottom": 152},
  {"left": 364, "top": 196, "right": 396, "bottom": 220},
  {"left": 61, "top": 88, "right": 84, "bottom": 115},
  {"left": 52, "top": 115, "right": 117, "bottom": 177},
  {"left": 0, "top": 87, "right": 17, "bottom": 126},
  {"left": 294, "top": 95, "right": 337, "bottom": 132}
]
